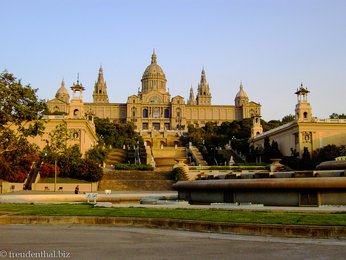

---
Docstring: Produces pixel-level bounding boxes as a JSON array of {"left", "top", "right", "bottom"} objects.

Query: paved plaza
[
  {"left": 1, "top": 225, "right": 346, "bottom": 260},
  {"left": 1, "top": 191, "right": 346, "bottom": 213}
]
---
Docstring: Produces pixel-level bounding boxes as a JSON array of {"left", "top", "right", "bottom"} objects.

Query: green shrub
[
  {"left": 171, "top": 167, "right": 188, "bottom": 181},
  {"left": 114, "top": 164, "right": 154, "bottom": 171}
]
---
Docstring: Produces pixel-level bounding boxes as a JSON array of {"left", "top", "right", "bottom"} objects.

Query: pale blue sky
[{"left": 1, "top": 0, "right": 345, "bottom": 121}]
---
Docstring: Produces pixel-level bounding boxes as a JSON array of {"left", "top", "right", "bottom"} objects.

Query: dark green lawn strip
[
  {"left": 39, "top": 177, "right": 89, "bottom": 183},
  {"left": 0, "top": 203, "right": 345, "bottom": 226}
]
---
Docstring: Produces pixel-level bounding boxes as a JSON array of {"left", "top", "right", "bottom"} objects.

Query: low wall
[
  {"left": 1, "top": 182, "right": 24, "bottom": 193},
  {"left": 174, "top": 176, "right": 346, "bottom": 206},
  {"left": 32, "top": 182, "right": 98, "bottom": 192},
  {"left": 99, "top": 171, "right": 174, "bottom": 191}
]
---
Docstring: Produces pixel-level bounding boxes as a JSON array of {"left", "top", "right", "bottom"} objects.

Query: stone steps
[
  {"left": 105, "top": 148, "right": 127, "bottom": 167},
  {"left": 190, "top": 147, "right": 208, "bottom": 166}
]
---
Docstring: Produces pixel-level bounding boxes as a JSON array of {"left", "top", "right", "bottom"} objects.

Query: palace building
[
  {"left": 47, "top": 51, "right": 261, "bottom": 147},
  {"left": 249, "top": 84, "right": 346, "bottom": 158}
]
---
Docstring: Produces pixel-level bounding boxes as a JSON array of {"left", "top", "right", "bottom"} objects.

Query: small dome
[
  {"left": 142, "top": 51, "right": 166, "bottom": 80},
  {"left": 56, "top": 79, "right": 69, "bottom": 95},
  {"left": 236, "top": 82, "right": 248, "bottom": 98},
  {"left": 141, "top": 50, "right": 167, "bottom": 93},
  {"left": 55, "top": 79, "right": 70, "bottom": 102}
]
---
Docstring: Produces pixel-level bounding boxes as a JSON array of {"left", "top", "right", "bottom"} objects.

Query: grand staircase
[
  {"left": 151, "top": 147, "right": 189, "bottom": 170},
  {"left": 189, "top": 146, "right": 208, "bottom": 166},
  {"left": 105, "top": 148, "right": 127, "bottom": 167}
]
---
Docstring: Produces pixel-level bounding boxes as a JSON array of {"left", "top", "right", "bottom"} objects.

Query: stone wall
[{"left": 99, "top": 170, "right": 174, "bottom": 191}]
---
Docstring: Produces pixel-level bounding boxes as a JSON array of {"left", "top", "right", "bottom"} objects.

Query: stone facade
[
  {"left": 47, "top": 51, "right": 261, "bottom": 147},
  {"left": 249, "top": 84, "right": 346, "bottom": 158},
  {"left": 32, "top": 81, "right": 98, "bottom": 155}
]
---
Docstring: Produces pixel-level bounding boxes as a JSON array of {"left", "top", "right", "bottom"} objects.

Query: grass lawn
[
  {"left": 0, "top": 203, "right": 345, "bottom": 226},
  {"left": 39, "top": 177, "right": 89, "bottom": 183}
]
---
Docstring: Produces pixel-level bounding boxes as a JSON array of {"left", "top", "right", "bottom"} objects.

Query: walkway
[
  {"left": 1, "top": 191, "right": 346, "bottom": 213},
  {"left": 1, "top": 225, "right": 345, "bottom": 260}
]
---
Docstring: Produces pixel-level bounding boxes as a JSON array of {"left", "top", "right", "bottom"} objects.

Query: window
[
  {"left": 152, "top": 123, "right": 160, "bottom": 130},
  {"left": 143, "top": 109, "right": 148, "bottom": 118},
  {"left": 303, "top": 112, "right": 308, "bottom": 118},
  {"left": 176, "top": 108, "right": 181, "bottom": 118},
  {"left": 153, "top": 108, "right": 160, "bottom": 118},
  {"left": 164, "top": 108, "right": 170, "bottom": 118},
  {"left": 142, "top": 123, "right": 148, "bottom": 130}
]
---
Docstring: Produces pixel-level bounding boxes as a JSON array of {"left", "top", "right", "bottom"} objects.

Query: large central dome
[{"left": 141, "top": 50, "right": 167, "bottom": 93}]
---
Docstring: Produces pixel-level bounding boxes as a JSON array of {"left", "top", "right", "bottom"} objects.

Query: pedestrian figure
[{"left": 74, "top": 185, "right": 79, "bottom": 194}]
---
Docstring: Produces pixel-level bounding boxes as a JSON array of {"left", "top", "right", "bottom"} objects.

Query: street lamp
[
  {"left": 135, "top": 140, "right": 141, "bottom": 165},
  {"left": 54, "top": 157, "right": 57, "bottom": 192},
  {"left": 44, "top": 139, "right": 57, "bottom": 192}
]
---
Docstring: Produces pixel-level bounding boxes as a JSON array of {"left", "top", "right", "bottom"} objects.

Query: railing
[
  {"left": 188, "top": 146, "right": 206, "bottom": 166},
  {"left": 315, "top": 118, "right": 346, "bottom": 123}
]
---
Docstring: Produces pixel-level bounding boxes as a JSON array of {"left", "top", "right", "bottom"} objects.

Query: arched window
[
  {"left": 303, "top": 112, "right": 308, "bottom": 118},
  {"left": 176, "top": 108, "right": 181, "bottom": 118},
  {"left": 143, "top": 108, "right": 148, "bottom": 118},
  {"left": 164, "top": 108, "right": 170, "bottom": 118}
]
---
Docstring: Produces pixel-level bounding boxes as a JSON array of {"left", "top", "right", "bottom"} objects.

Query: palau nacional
[
  {"left": 42, "top": 51, "right": 260, "bottom": 154},
  {"left": 36, "top": 50, "right": 346, "bottom": 162}
]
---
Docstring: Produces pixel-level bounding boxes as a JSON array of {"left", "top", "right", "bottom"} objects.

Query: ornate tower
[
  {"left": 141, "top": 50, "right": 167, "bottom": 94},
  {"left": 187, "top": 86, "right": 196, "bottom": 105},
  {"left": 55, "top": 79, "right": 70, "bottom": 103},
  {"left": 251, "top": 115, "right": 263, "bottom": 138},
  {"left": 69, "top": 77, "right": 85, "bottom": 119},
  {"left": 235, "top": 82, "right": 249, "bottom": 106},
  {"left": 295, "top": 83, "right": 312, "bottom": 122},
  {"left": 93, "top": 65, "right": 109, "bottom": 103},
  {"left": 196, "top": 68, "right": 211, "bottom": 105}
]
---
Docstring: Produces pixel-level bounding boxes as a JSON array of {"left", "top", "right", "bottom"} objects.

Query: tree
[
  {"left": 94, "top": 118, "right": 142, "bottom": 148},
  {"left": 330, "top": 113, "right": 346, "bottom": 119},
  {"left": 262, "top": 120, "right": 282, "bottom": 132},
  {"left": 281, "top": 114, "right": 295, "bottom": 124},
  {"left": 0, "top": 71, "right": 46, "bottom": 155},
  {"left": 0, "top": 71, "right": 46, "bottom": 182},
  {"left": 85, "top": 145, "right": 108, "bottom": 166},
  {"left": 44, "top": 121, "right": 70, "bottom": 157},
  {"left": 313, "top": 144, "right": 346, "bottom": 163}
]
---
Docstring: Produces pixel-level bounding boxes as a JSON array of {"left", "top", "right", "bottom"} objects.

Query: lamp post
[
  {"left": 54, "top": 158, "right": 57, "bottom": 192},
  {"left": 44, "top": 139, "right": 58, "bottom": 192},
  {"left": 230, "top": 136, "right": 236, "bottom": 150},
  {"left": 135, "top": 140, "right": 141, "bottom": 165}
]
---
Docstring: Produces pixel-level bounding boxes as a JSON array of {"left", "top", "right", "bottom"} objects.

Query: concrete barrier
[
  {"left": 0, "top": 215, "right": 345, "bottom": 239},
  {"left": 32, "top": 182, "right": 98, "bottom": 192}
]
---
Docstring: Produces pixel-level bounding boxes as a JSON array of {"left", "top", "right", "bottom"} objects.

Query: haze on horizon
[{"left": 1, "top": 0, "right": 345, "bottom": 121}]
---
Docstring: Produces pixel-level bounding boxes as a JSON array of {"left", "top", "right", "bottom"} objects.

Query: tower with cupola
[
  {"left": 69, "top": 77, "right": 86, "bottom": 119},
  {"left": 295, "top": 83, "right": 313, "bottom": 122}
]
